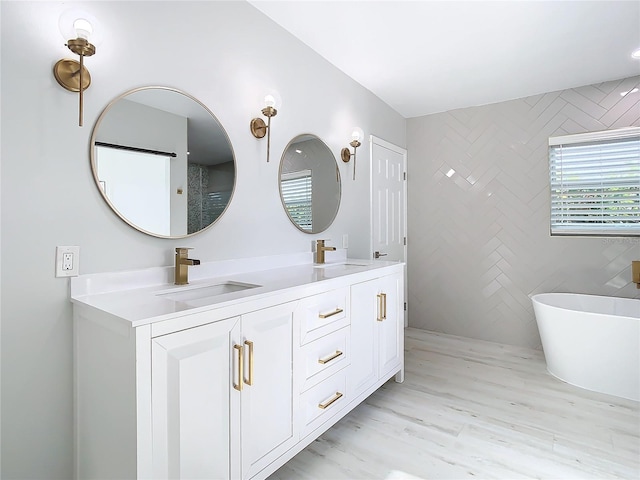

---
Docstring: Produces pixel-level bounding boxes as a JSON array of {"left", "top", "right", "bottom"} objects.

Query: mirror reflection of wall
[
  {"left": 280, "top": 134, "right": 341, "bottom": 233},
  {"left": 91, "top": 87, "right": 236, "bottom": 238}
]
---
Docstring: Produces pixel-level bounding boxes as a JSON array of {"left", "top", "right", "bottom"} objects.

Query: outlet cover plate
[{"left": 56, "top": 246, "right": 79, "bottom": 277}]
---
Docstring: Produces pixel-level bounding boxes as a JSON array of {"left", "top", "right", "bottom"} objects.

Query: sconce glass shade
[
  {"left": 59, "top": 9, "right": 102, "bottom": 45},
  {"left": 351, "top": 127, "right": 364, "bottom": 143},
  {"left": 73, "top": 18, "right": 93, "bottom": 40},
  {"left": 264, "top": 94, "right": 276, "bottom": 109},
  {"left": 632, "top": 47, "right": 640, "bottom": 59},
  {"left": 264, "top": 91, "right": 282, "bottom": 109}
]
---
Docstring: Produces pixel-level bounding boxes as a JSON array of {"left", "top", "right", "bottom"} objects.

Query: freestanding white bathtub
[{"left": 531, "top": 293, "right": 640, "bottom": 402}]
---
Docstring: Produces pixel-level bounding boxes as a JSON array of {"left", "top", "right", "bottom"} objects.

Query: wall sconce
[
  {"left": 341, "top": 127, "right": 364, "bottom": 180},
  {"left": 250, "top": 94, "right": 279, "bottom": 162},
  {"left": 53, "top": 13, "right": 98, "bottom": 127}
]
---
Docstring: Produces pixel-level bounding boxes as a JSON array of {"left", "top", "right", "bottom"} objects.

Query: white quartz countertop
[{"left": 71, "top": 255, "right": 404, "bottom": 327}]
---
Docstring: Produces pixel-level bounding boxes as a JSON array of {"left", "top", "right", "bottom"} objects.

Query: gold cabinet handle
[
  {"left": 318, "top": 350, "right": 343, "bottom": 365},
  {"left": 233, "top": 344, "right": 243, "bottom": 391},
  {"left": 377, "top": 293, "right": 387, "bottom": 321},
  {"left": 319, "top": 308, "right": 343, "bottom": 319},
  {"left": 244, "top": 340, "right": 254, "bottom": 386},
  {"left": 383, "top": 293, "right": 387, "bottom": 320},
  {"left": 318, "top": 391, "right": 343, "bottom": 410}
]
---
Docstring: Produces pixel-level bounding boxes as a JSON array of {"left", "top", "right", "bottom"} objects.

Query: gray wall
[
  {"left": 0, "top": 2, "right": 406, "bottom": 478},
  {"left": 407, "top": 76, "right": 640, "bottom": 349}
]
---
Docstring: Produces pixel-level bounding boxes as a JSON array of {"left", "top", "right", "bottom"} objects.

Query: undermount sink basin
[
  {"left": 313, "top": 263, "right": 370, "bottom": 279},
  {"left": 157, "top": 281, "right": 260, "bottom": 305}
]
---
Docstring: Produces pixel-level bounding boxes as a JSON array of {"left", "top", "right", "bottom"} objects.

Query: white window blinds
[
  {"left": 281, "top": 170, "right": 312, "bottom": 231},
  {"left": 548, "top": 127, "right": 640, "bottom": 236}
]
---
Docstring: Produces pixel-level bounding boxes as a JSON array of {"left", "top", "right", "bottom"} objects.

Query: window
[
  {"left": 281, "top": 170, "right": 312, "bottom": 231},
  {"left": 548, "top": 127, "right": 640, "bottom": 236}
]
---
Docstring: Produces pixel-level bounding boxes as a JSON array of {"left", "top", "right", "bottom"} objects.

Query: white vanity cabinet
[
  {"left": 72, "top": 260, "right": 404, "bottom": 480},
  {"left": 294, "top": 287, "right": 351, "bottom": 439},
  {"left": 350, "top": 273, "right": 404, "bottom": 399},
  {"left": 239, "top": 303, "right": 297, "bottom": 479},
  {"left": 151, "top": 316, "right": 242, "bottom": 480},
  {"left": 151, "top": 302, "right": 296, "bottom": 480}
]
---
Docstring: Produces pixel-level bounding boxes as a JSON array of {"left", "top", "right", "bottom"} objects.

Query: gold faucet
[
  {"left": 315, "top": 239, "right": 336, "bottom": 264},
  {"left": 632, "top": 261, "right": 640, "bottom": 289},
  {"left": 175, "top": 247, "right": 201, "bottom": 285}
]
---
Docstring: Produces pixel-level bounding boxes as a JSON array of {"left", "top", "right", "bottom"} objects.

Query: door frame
[{"left": 369, "top": 135, "right": 408, "bottom": 326}]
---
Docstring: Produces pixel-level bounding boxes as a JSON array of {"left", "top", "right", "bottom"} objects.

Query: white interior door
[
  {"left": 371, "top": 136, "right": 407, "bottom": 325},
  {"left": 95, "top": 146, "right": 172, "bottom": 235}
]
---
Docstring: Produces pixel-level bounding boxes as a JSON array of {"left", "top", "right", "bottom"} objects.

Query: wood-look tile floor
[{"left": 270, "top": 328, "right": 640, "bottom": 479}]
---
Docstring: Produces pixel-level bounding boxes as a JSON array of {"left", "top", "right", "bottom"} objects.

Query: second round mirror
[{"left": 279, "top": 134, "right": 341, "bottom": 233}]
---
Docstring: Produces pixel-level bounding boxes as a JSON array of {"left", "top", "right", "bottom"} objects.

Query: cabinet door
[
  {"left": 377, "top": 274, "right": 403, "bottom": 378},
  {"left": 152, "top": 317, "right": 241, "bottom": 480},
  {"left": 349, "top": 280, "right": 379, "bottom": 398},
  {"left": 241, "top": 302, "right": 296, "bottom": 479},
  {"left": 350, "top": 273, "right": 403, "bottom": 398}
]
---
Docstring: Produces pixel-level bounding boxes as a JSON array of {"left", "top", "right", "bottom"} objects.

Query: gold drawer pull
[
  {"left": 318, "top": 391, "right": 343, "bottom": 410},
  {"left": 233, "top": 344, "right": 243, "bottom": 391},
  {"left": 244, "top": 340, "right": 254, "bottom": 386},
  {"left": 318, "top": 350, "right": 343, "bottom": 365},
  {"left": 319, "top": 308, "right": 343, "bottom": 319}
]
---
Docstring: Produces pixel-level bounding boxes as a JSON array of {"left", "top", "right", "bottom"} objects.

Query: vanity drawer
[
  {"left": 299, "top": 370, "right": 348, "bottom": 438},
  {"left": 298, "top": 288, "right": 349, "bottom": 345},
  {"left": 299, "top": 326, "right": 350, "bottom": 392}
]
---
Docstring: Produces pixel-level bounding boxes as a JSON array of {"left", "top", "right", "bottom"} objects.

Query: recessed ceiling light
[
  {"left": 632, "top": 48, "right": 640, "bottom": 59},
  {"left": 620, "top": 88, "right": 639, "bottom": 97}
]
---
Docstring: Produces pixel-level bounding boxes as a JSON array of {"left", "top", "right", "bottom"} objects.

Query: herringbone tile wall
[{"left": 407, "top": 76, "right": 640, "bottom": 348}]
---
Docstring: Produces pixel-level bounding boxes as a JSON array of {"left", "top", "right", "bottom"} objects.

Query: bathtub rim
[{"left": 530, "top": 292, "right": 640, "bottom": 320}]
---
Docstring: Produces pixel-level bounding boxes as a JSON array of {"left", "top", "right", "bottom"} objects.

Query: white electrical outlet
[
  {"left": 56, "top": 246, "right": 80, "bottom": 277},
  {"left": 342, "top": 234, "right": 349, "bottom": 249}
]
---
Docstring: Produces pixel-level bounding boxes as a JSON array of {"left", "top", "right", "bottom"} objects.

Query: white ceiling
[{"left": 248, "top": 1, "right": 640, "bottom": 118}]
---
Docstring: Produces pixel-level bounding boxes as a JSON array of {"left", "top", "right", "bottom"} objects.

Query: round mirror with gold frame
[
  {"left": 279, "top": 134, "right": 341, "bottom": 233},
  {"left": 90, "top": 86, "right": 236, "bottom": 238}
]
